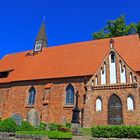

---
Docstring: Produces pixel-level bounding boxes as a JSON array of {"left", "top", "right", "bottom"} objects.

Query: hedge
[
  {"left": 0, "top": 118, "right": 18, "bottom": 132},
  {"left": 48, "top": 131, "right": 72, "bottom": 139},
  {"left": 91, "top": 125, "right": 140, "bottom": 138}
]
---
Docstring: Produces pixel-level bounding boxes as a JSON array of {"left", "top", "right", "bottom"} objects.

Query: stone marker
[
  {"left": 71, "top": 91, "right": 81, "bottom": 134},
  {"left": 11, "top": 114, "right": 22, "bottom": 126},
  {"left": 62, "top": 116, "right": 67, "bottom": 125},
  {"left": 26, "top": 109, "right": 40, "bottom": 126}
]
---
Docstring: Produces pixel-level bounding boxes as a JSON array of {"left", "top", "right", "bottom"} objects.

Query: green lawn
[
  {"left": 16, "top": 131, "right": 49, "bottom": 136},
  {"left": 16, "top": 130, "right": 72, "bottom": 139}
]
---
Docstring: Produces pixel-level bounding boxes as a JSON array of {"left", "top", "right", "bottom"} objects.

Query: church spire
[{"left": 34, "top": 20, "right": 48, "bottom": 52}]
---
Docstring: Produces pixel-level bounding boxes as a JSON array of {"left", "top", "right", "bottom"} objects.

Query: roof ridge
[{"left": 2, "top": 34, "right": 139, "bottom": 58}]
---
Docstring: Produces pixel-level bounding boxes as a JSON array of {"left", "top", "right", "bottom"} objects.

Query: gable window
[
  {"left": 101, "top": 63, "right": 106, "bottom": 85},
  {"left": 134, "top": 76, "right": 137, "bottom": 83},
  {"left": 34, "top": 40, "right": 42, "bottom": 52},
  {"left": 111, "top": 53, "right": 115, "bottom": 63},
  {"left": 109, "top": 52, "right": 117, "bottom": 84},
  {"left": 95, "top": 75, "right": 98, "bottom": 85},
  {"left": 28, "top": 87, "right": 36, "bottom": 105},
  {"left": 65, "top": 84, "right": 74, "bottom": 105},
  {"left": 129, "top": 72, "right": 133, "bottom": 83},
  {"left": 96, "top": 97, "right": 102, "bottom": 111},
  {"left": 127, "top": 96, "right": 134, "bottom": 110},
  {"left": 120, "top": 61, "right": 126, "bottom": 83}
]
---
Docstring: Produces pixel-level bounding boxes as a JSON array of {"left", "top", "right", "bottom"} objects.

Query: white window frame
[
  {"left": 109, "top": 52, "right": 117, "bottom": 84},
  {"left": 101, "top": 63, "right": 106, "bottom": 85},
  {"left": 129, "top": 73, "right": 133, "bottom": 83},
  {"left": 96, "top": 97, "right": 102, "bottom": 111},
  {"left": 35, "top": 40, "right": 42, "bottom": 52},
  {"left": 127, "top": 96, "right": 134, "bottom": 111},
  {"left": 95, "top": 75, "right": 98, "bottom": 85}
]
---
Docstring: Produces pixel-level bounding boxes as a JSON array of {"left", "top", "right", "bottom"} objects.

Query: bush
[
  {"left": 58, "top": 125, "right": 71, "bottom": 132},
  {"left": 48, "top": 123, "right": 60, "bottom": 131},
  {"left": 65, "top": 122, "right": 71, "bottom": 129},
  {"left": 0, "top": 118, "right": 18, "bottom": 132},
  {"left": 48, "top": 131, "right": 72, "bottom": 139},
  {"left": 37, "top": 122, "right": 47, "bottom": 131},
  {"left": 91, "top": 125, "right": 140, "bottom": 138},
  {"left": 18, "top": 121, "right": 36, "bottom": 131},
  {"left": 48, "top": 123, "right": 71, "bottom": 132}
]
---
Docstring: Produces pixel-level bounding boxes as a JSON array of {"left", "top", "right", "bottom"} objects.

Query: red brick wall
[
  {"left": 84, "top": 88, "right": 140, "bottom": 127},
  {"left": 0, "top": 77, "right": 87, "bottom": 124},
  {"left": 84, "top": 49, "right": 140, "bottom": 127},
  {"left": 0, "top": 49, "right": 139, "bottom": 127}
]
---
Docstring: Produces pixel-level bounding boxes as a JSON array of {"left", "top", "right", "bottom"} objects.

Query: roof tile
[{"left": 0, "top": 34, "right": 140, "bottom": 83}]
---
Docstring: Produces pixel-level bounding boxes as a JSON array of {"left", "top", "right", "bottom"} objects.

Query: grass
[
  {"left": 80, "top": 128, "right": 91, "bottom": 136},
  {"left": 48, "top": 131, "right": 72, "bottom": 139},
  {"left": 16, "top": 131, "right": 49, "bottom": 136},
  {"left": 16, "top": 127, "right": 91, "bottom": 138},
  {"left": 16, "top": 130, "right": 72, "bottom": 139}
]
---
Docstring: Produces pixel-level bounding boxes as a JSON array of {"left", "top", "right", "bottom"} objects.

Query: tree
[
  {"left": 137, "top": 22, "right": 140, "bottom": 35},
  {"left": 92, "top": 15, "right": 139, "bottom": 39}
]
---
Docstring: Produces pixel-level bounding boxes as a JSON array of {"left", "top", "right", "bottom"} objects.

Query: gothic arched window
[
  {"left": 120, "top": 61, "right": 126, "bottom": 83},
  {"left": 101, "top": 63, "right": 106, "bottom": 85},
  {"left": 66, "top": 84, "right": 74, "bottom": 105},
  {"left": 28, "top": 87, "right": 36, "bottom": 105},
  {"left": 96, "top": 97, "right": 102, "bottom": 111},
  {"left": 134, "top": 76, "right": 137, "bottom": 83},
  {"left": 109, "top": 52, "right": 117, "bottom": 84},
  {"left": 129, "top": 72, "right": 133, "bottom": 83},
  {"left": 95, "top": 75, "right": 98, "bottom": 85},
  {"left": 127, "top": 96, "right": 134, "bottom": 110},
  {"left": 111, "top": 53, "right": 115, "bottom": 63}
]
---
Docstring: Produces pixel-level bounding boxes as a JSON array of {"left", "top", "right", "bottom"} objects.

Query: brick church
[{"left": 0, "top": 22, "right": 140, "bottom": 127}]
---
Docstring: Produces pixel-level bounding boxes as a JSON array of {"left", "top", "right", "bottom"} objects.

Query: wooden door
[{"left": 108, "top": 95, "right": 123, "bottom": 125}]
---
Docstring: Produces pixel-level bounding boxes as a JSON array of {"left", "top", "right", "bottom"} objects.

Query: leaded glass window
[
  {"left": 28, "top": 87, "right": 36, "bottom": 105},
  {"left": 65, "top": 84, "right": 74, "bottom": 105}
]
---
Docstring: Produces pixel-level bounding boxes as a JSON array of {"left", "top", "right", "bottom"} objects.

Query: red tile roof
[{"left": 0, "top": 34, "right": 140, "bottom": 83}]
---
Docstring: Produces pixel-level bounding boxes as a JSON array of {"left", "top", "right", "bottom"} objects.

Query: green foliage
[
  {"left": 80, "top": 128, "right": 91, "bottom": 136},
  {"left": 91, "top": 125, "right": 140, "bottom": 138},
  {"left": 0, "top": 118, "right": 18, "bottom": 132},
  {"left": 48, "top": 123, "right": 60, "bottom": 131},
  {"left": 137, "top": 22, "right": 140, "bottom": 35},
  {"left": 16, "top": 131, "right": 49, "bottom": 136},
  {"left": 65, "top": 122, "right": 71, "bottom": 129},
  {"left": 48, "top": 123, "right": 71, "bottom": 132},
  {"left": 58, "top": 125, "right": 71, "bottom": 132},
  {"left": 92, "top": 15, "right": 140, "bottom": 39},
  {"left": 37, "top": 122, "right": 47, "bottom": 131},
  {"left": 18, "top": 121, "right": 36, "bottom": 131},
  {"left": 48, "top": 131, "right": 72, "bottom": 139}
]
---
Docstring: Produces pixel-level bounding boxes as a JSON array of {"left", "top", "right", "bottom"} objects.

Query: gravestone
[
  {"left": 11, "top": 114, "right": 22, "bottom": 126},
  {"left": 26, "top": 109, "right": 40, "bottom": 126}
]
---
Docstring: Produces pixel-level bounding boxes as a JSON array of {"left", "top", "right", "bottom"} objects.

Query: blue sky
[{"left": 0, "top": 0, "right": 140, "bottom": 58}]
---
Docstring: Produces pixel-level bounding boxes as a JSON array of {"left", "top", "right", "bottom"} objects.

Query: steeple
[{"left": 34, "top": 20, "right": 48, "bottom": 52}]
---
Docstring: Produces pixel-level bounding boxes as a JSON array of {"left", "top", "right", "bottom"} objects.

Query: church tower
[{"left": 34, "top": 21, "right": 48, "bottom": 52}]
